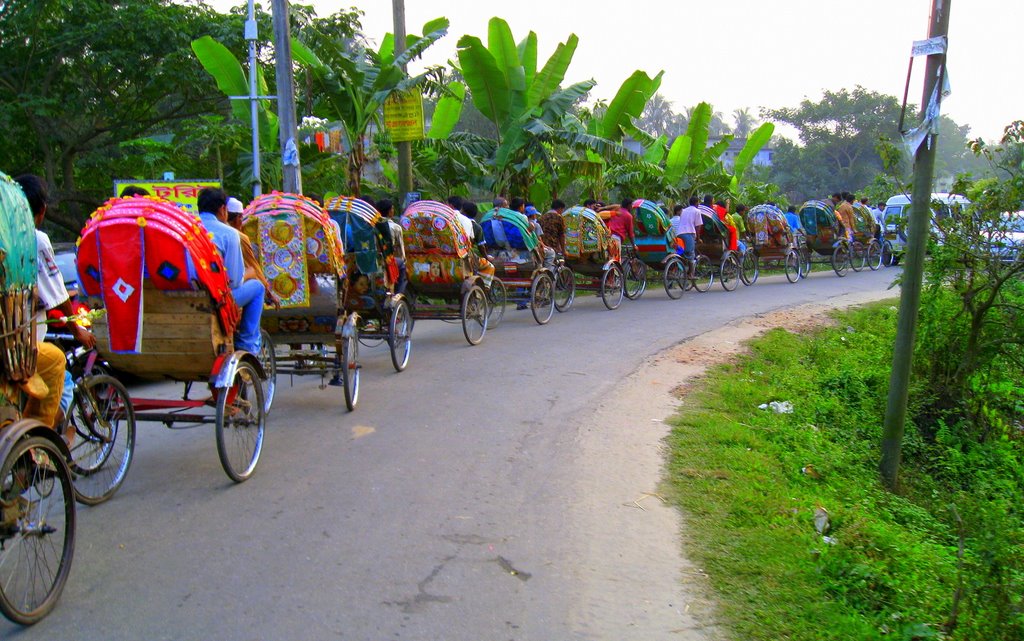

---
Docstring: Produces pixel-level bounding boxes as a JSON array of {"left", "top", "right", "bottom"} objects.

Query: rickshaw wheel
[
  {"left": 257, "top": 329, "right": 276, "bottom": 413},
  {"left": 460, "top": 285, "right": 488, "bottom": 345},
  {"left": 600, "top": 264, "right": 624, "bottom": 310},
  {"left": 881, "top": 240, "right": 894, "bottom": 267},
  {"left": 784, "top": 250, "right": 801, "bottom": 283},
  {"left": 387, "top": 299, "right": 412, "bottom": 372},
  {"left": 662, "top": 256, "right": 686, "bottom": 300},
  {"left": 831, "top": 244, "right": 850, "bottom": 277},
  {"left": 623, "top": 257, "right": 647, "bottom": 300},
  {"left": 215, "top": 361, "right": 266, "bottom": 482},
  {"left": 0, "top": 434, "right": 76, "bottom": 626},
  {"left": 341, "top": 332, "right": 360, "bottom": 410},
  {"left": 740, "top": 250, "right": 759, "bottom": 286},
  {"left": 867, "top": 240, "right": 883, "bottom": 271},
  {"left": 68, "top": 373, "right": 136, "bottom": 506},
  {"left": 799, "top": 246, "right": 812, "bottom": 278},
  {"left": 554, "top": 266, "right": 575, "bottom": 312},
  {"left": 530, "top": 272, "right": 555, "bottom": 325},
  {"left": 850, "top": 242, "right": 866, "bottom": 272},
  {"left": 720, "top": 253, "right": 740, "bottom": 291},
  {"left": 487, "top": 278, "right": 507, "bottom": 329},
  {"left": 692, "top": 255, "right": 714, "bottom": 293}
]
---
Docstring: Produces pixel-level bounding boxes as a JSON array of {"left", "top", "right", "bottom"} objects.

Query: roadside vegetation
[{"left": 666, "top": 301, "right": 1021, "bottom": 640}]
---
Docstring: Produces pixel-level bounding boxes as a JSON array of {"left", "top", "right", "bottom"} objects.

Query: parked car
[
  {"left": 52, "top": 241, "right": 80, "bottom": 296},
  {"left": 882, "top": 193, "right": 971, "bottom": 263}
]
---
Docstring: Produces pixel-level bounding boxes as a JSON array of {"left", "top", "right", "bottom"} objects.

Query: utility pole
[
  {"left": 392, "top": 0, "right": 413, "bottom": 206},
  {"left": 880, "top": 0, "right": 951, "bottom": 490},
  {"left": 246, "top": 0, "right": 261, "bottom": 198},
  {"left": 271, "top": 0, "right": 302, "bottom": 193}
]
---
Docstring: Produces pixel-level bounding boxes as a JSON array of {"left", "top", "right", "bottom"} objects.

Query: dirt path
[{"left": 567, "top": 289, "right": 898, "bottom": 640}]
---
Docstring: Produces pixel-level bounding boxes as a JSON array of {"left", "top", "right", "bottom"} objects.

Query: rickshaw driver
[
  {"left": 197, "top": 187, "right": 265, "bottom": 354},
  {"left": 14, "top": 174, "right": 96, "bottom": 434}
]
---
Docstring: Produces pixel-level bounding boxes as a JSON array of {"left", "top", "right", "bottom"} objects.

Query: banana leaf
[
  {"left": 665, "top": 135, "right": 692, "bottom": 183},
  {"left": 685, "top": 102, "right": 712, "bottom": 171},
  {"left": 600, "top": 70, "right": 663, "bottom": 141},
  {"left": 518, "top": 32, "right": 538, "bottom": 89},
  {"left": 457, "top": 35, "right": 510, "bottom": 126},
  {"left": 526, "top": 34, "right": 578, "bottom": 110},
  {"left": 428, "top": 82, "right": 465, "bottom": 139},
  {"left": 731, "top": 122, "right": 775, "bottom": 184},
  {"left": 191, "top": 36, "right": 248, "bottom": 123}
]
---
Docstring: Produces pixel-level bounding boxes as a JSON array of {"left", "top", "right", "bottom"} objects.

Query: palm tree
[
  {"left": 732, "top": 107, "right": 757, "bottom": 139},
  {"left": 638, "top": 92, "right": 674, "bottom": 136}
]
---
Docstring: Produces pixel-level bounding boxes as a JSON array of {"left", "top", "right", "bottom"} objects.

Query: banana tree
[
  {"left": 291, "top": 18, "right": 449, "bottom": 195},
  {"left": 191, "top": 35, "right": 280, "bottom": 189},
  {"left": 455, "top": 17, "right": 635, "bottom": 198}
]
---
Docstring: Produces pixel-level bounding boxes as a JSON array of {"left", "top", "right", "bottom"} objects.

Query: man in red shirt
[
  {"left": 713, "top": 197, "right": 739, "bottom": 252},
  {"left": 607, "top": 197, "right": 636, "bottom": 246}
]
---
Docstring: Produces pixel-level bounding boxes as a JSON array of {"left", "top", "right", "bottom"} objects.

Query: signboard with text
[
  {"left": 383, "top": 91, "right": 425, "bottom": 142},
  {"left": 113, "top": 180, "right": 222, "bottom": 213}
]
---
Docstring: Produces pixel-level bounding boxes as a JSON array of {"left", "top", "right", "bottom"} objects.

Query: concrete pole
[
  {"left": 880, "top": 0, "right": 951, "bottom": 489},
  {"left": 392, "top": 0, "right": 414, "bottom": 205},
  {"left": 271, "top": 0, "right": 302, "bottom": 193},
  {"left": 246, "top": 0, "right": 261, "bottom": 198}
]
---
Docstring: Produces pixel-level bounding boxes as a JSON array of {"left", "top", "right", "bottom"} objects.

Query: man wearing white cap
[{"left": 225, "top": 196, "right": 276, "bottom": 306}]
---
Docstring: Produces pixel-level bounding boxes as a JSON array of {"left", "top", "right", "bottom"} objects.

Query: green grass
[{"left": 663, "top": 301, "right": 1014, "bottom": 640}]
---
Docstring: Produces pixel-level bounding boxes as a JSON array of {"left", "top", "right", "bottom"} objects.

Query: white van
[{"left": 882, "top": 193, "right": 970, "bottom": 262}]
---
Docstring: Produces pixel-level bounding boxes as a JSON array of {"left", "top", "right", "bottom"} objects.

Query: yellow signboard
[
  {"left": 383, "top": 91, "right": 425, "bottom": 142},
  {"left": 113, "top": 180, "right": 222, "bottom": 213}
]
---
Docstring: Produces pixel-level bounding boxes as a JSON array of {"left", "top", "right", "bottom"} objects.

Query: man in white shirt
[{"left": 673, "top": 196, "right": 704, "bottom": 275}]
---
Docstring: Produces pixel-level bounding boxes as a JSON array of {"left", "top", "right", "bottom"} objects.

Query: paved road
[{"left": 4, "top": 267, "right": 898, "bottom": 640}]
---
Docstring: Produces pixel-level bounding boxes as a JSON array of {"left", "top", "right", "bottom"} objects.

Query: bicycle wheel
[
  {"left": 0, "top": 434, "right": 76, "bottom": 625},
  {"left": 68, "top": 373, "right": 136, "bottom": 506},
  {"left": 255, "top": 329, "right": 276, "bottom": 413},
  {"left": 460, "top": 285, "right": 488, "bottom": 345},
  {"left": 867, "top": 239, "right": 882, "bottom": 271},
  {"left": 529, "top": 272, "right": 555, "bottom": 325},
  {"left": 784, "top": 249, "right": 800, "bottom": 283},
  {"left": 720, "top": 253, "right": 740, "bottom": 291},
  {"left": 387, "top": 298, "right": 412, "bottom": 372},
  {"left": 831, "top": 244, "right": 850, "bottom": 277},
  {"left": 341, "top": 331, "right": 360, "bottom": 410},
  {"left": 486, "top": 279, "right": 507, "bottom": 329},
  {"left": 799, "top": 245, "right": 812, "bottom": 278},
  {"left": 881, "top": 240, "right": 894, "bottom": 267},
  {"left": 215, "top": 360, "right": 266, "bottom": 482},
  {"left": 850, "top": 242, "right": 866, "bottom": 272},
  {"left": 600, "top": 264, "right": 624, "bottom": 310},
  {"left": 623, "top": 257, "right": 647, "bottom": 300},
  {"left": 554, "top": 266, "right": 575, "bottom": 312},
  {"left": 662, "top": 256, "right": 686, "bottom": 300},
  {"left": 693, "top": 255, "right": 715, "bottom": 293},
  {"left": 740, "top": 250, "right": 759, "bottom": 286}
]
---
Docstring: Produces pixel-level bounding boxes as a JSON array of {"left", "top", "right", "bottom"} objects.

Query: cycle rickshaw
[
  {"left": 80, "top": 196, "right": 269, "bottom": 483},
  {"left": 798, "top": 199, "right": 853, "bottom": 277},
  {"left": 478, "top": 207, "right": 556, "bottom": 325},
  {"left": 693, "top": 205, "right": 742, "bottom": 292},
  {"left": 851, "top": 202, "right": 883, "bottom": 271},
  {"left": 400, "top": 200, "right": 492, "bottom": 345},
  {"left": 742, "top": 204, "right": 802, "bottom": 284},
  {"left": 242, "top": 192, "right": 362, "bottom": 409},
  {"left": 0, "top": 171, "right": 76, "bottom": 625},
  {"left": 630, "top": 199, "right": 687, "bottom": 299},
  {"left": 557, "top": 205, "right": 625, "bottom": 310},
  {"left": 326, "top": 196, "right": 412, "bottom": 372}
]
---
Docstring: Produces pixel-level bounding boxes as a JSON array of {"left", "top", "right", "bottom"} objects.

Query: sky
[{"left": 207, "top": 0, "right": 1023, "bottom": 142}]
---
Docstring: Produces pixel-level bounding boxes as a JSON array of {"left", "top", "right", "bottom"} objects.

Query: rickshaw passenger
[
  {"left": 607, "top": 198, "right": 636, "bottom": 248},
  {"left": 540, "top": 199, "right": 567, "bottom": 256},
  {"left": 526, "top": 205, "right": 556, "bottom": 267},
  {"left": 832, "top": 192, "right": 855, "bottom": 243},
  {"left": 226, "top": 197, "right": 278, "bottom": 307},
  {"left": 15, "top": 174, "right": 97, "bottom": 431},
  {"left": 197, "top": 187, "right": 264, "bottom": 354}
]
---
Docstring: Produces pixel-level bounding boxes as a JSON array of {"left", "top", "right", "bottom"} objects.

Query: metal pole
[
  {"left": 392, "top": 0, "right": 413, "bottom": 205},
  {"left": 271, "top": 0, "right": 302, "bottom": 193},
  {"left": 880, "top": 0, "right": 951, "bottom": 490},
  {"left": 246, "top": 0, "right": 261, "bottom": 198}
]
